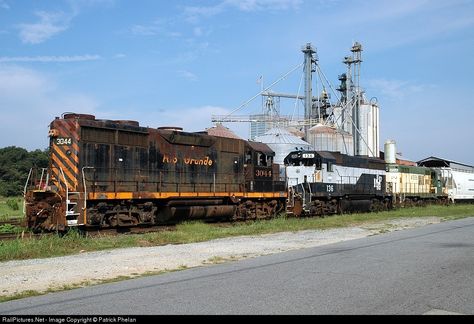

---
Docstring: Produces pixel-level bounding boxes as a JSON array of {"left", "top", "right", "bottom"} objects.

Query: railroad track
[
  {"left": 0, "top": 221, "right": 231, "bottom": 241},
  {"left": 0, "top": 231, "right": 46, "bottom": 241},
  {"left": 0, "top": 224, "right": 178, "bottom": 241},
  {"left": 84, "top": 225, "right": 177, "bottom": 238},
  {"left": 0, "top": 218, "right": 23, "bottom": 226},
  {"left": 0, "top": 218, "right": 28, "bottom": 241}
]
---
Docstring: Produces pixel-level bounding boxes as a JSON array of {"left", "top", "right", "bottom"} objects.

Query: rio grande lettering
[{"left": 162, "top": 155, "right": 213, "bottom": 166}]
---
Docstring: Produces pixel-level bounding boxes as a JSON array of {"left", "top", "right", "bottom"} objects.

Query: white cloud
[
  {"left": 0, "top": 65, "right": 99, "bottom": 150},
  {"left": 131, "top": 18, "right": 181, "bottom": 37},
  {"left": 367, "top": 78, "right": 433, "bottom": 101},
  {"left": 15, "top": 0, "right": 118, "bottom": 44},
  {"left": 0, "top": 55, "right": 101, "bottom": 63},
  {"left": 178, "top": 70, "right": 198, "bottom": 82},
  {"left": 110, "top": 105, "right": 249, "bottom": 139},
  {"left": 225, "top": 0, "right": 303, "bottom": 11},
  {"left": 17, "top": 11, "right": 71, "bottom": 44},
  {"left": 184, "top": 0, "right": 302, "bottom": 22}
]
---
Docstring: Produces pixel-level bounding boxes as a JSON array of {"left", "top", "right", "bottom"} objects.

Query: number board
[
  {"left": 55, "top": 137, "right": 72, "bottom": 146},
  {"left": 255, "top": 168, "right": 272, "bottom": 178}
]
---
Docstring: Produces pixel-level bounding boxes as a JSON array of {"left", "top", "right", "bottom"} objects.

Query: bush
[{"left": 6, "top": 199, "right": 19, "bottom": 211}]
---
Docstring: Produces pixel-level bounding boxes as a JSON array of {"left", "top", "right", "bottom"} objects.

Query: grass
[
  {"left": 0, "top": 196, "right": 25, "bottom": 234},
  {"left": 0, "top": 204, "right": 473, "bottom": 263},
  {"left": 0, "top": 196, "right": 24, "bottom": 221}
]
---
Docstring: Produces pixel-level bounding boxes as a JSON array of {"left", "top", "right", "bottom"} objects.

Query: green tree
[{"left": 0, "top": 146, "right": 49, "bottom": 197}]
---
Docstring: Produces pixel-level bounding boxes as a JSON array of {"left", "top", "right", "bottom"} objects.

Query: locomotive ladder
[
  {"left": 301, "top": 183, "right": 312, "bottom": 212},
  {"left": 57, "top": 167, "right": 81, "bottom": 226}
]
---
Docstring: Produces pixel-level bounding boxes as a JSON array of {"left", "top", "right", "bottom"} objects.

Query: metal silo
[
  {"left": 337, "top": 130, "right": 354, "bottom": 156},
  {"left": 255, "top": 127, "right": 312, "bottom": 179},
  {"left": 357, "top": 102, "right": 379, "bottom": 157},
  {"left": 308, "top": 124, "right": 337, "bottom": 152},
  {"left": 308, "top": 124, "right": 354, "bottom": 155}
]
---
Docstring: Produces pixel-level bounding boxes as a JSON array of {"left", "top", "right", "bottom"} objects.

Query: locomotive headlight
[{"left": 66, "top": 150, "right": 71, "bottom": 156}]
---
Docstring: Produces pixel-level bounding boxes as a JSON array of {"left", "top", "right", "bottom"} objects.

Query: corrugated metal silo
[
  {"left": 308, "top": 124, "right": 354, "bottom": 155},
  {"left": 255, "top": 127, "right": 312, "bottom": 179}
]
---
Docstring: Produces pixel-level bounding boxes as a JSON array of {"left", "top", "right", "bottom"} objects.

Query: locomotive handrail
[
  {"left": 23, "top": 168, "right": 33, "bottom": 195},
  {"left": 38, "top": 168, "right": 45, "bottom": 190},
  {"left": 82, "top": 166, "right": 94, "bottom": 212},
  {"left": 23, "top": 168, "right": 34, "bottom": 216},
  {"left": 58, "top": 167, "right": 69, "bottom": 202}
]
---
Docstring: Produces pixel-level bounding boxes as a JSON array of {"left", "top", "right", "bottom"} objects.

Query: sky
[{"left": 0, "top": 0, "right": 473, "bottom": 165}]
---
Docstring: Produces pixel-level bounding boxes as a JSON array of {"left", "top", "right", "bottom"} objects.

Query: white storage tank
[
  {"left": 308, "top": 124, "right": 337, "bottom": 152},
  {"left": 332, "top": 105, "right": 352, "bottom": 134},
  {"left": 205, "top": 123, "right": 242, "bottom": 139},
  {"left": 358, "top": 102, "right": 380, "bottom": 157},
  {"left": 337, "top": 130, "right": 354, "bottom": 156},
  {"left": 308, "top": 124, "right": 354, "bottom": 155},
  {"left": 255, "top": 127, "right": 312, "bottom": 179},
  {"left": 255, "top": 127, "right": 312, "bottom": 165},
  {"left": 286, "top": 126, "right": 305, "bottom": 139},
  {"left": 384, "top": 140, "right": 396, "bottom": 164}
]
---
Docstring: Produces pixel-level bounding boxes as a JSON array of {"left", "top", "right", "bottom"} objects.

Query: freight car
[
  {"left": 24, "top": 113, "right": 287, "bottom": 232},
  {"left": 418, "top": 157, "right": 474, "bottom": 203},
  {"left": 284, "top": 150, "right": 391, "bottom": 217}
]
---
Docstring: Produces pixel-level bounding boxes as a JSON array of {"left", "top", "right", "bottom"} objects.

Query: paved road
[{"left": 1, "top": 217, "right": 473, "bottom": 315}]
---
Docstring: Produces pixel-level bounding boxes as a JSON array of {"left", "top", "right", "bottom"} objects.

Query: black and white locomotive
[{"left": 284, "top": 150, "right": 391, "bottom": 217}]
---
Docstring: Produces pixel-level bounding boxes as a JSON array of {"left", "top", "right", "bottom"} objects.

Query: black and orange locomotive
[{"left": 25, "top": 113, "right": 287, "bottom": 232}]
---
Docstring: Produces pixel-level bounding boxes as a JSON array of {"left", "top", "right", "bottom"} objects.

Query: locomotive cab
[{"left": 244, "top": 142, "right": 285, "bottom": 193}]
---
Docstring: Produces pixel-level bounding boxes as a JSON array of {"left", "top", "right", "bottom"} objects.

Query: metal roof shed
[{"left": 417, "top": 156, "right": 474, "bottom": 172}]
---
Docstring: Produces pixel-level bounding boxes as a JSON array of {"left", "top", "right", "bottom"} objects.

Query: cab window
[{"left": 327, "top": 162, "right": 333, "bottom": 172}]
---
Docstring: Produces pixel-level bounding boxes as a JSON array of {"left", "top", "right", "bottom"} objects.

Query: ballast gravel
[{"left": 0, "top": 217, "right": 442, "bottom": 298}]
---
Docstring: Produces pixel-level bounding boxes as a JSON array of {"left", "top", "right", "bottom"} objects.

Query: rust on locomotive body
[{"left": 24, "top": 113, "right": 287, "bottom": 232}]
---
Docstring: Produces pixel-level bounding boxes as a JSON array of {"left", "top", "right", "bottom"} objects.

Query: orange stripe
[
  {"left": 71, "top": 143, "right": 80, "bottom": 161},
  {"left": 56, "top": 144, "right": 79, "bottom": 166},
  {"left": 52, "top": 158, "right": 76, "bottom": 187},
  {"left": 58, "top": 142, "right": 79, "bottom": 164},
  {"left": 52, "top": 155, "right": 77, "bottom": 189},
  {"left": 88, "top": 192, "right": 287, "bottom": 200},
  {"left": 52, "top": 121, "right": 79, "bottom": 165},
  {"left": 53, "top": 146, "right": 78, "bottom": 176},
  {"left": 52, "top": 156, "right": 77, "bottom": 187}
]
